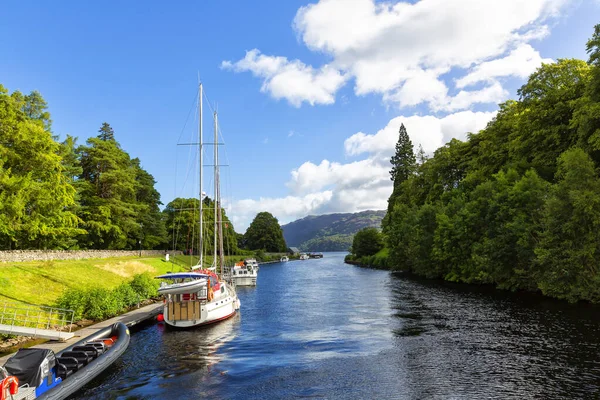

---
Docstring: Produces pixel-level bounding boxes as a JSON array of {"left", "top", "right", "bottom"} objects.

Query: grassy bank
[{"left": 0, "top": 255, "right": 182, "bottom": 306}]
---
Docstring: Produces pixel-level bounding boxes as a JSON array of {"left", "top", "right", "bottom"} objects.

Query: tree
[
  {"left": 351, "top": 228, "right": 383, "bottom": 258},
  {"left": 0, "top": 86, "right": 82, "bottom": 249},
  {"left": 244, "top": 212, "right": 287, "bottom": 252},
  {"left": 97, "top": 122, "right": 115, "bottom": 142},
  {"left": 535, "top": 148, "right": 600, "bottom": 302},
  {"left": 132, "top": 158, "right": 167, "bottom": 249},
  {"left": 77, "top": 126, "right": 139, "bottom": 249},
  {"left": 384, "top": 123, "right": 416, "bottom": 229},
  {"left": 163, "top": 197, "right": 239, "bottom": 254}
]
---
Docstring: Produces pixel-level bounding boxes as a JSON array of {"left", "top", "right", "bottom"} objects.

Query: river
[{"left": 73, "top": 252, "right": 600, "bottom": 399}]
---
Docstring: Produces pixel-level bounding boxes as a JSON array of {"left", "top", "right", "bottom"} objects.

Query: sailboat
[{"left": 156, "top": 82, "right": 240, "bottom": 328}]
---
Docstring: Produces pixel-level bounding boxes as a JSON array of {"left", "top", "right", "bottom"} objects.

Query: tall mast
[
  {"left": 215, "top": 112, "right": 225, "bottom": 274},
  {"left": 213, "top": 111, "right": 218, "bottom": 270},
  {"left": 198, "top": 82, "right": 203, "bottom": 269}
]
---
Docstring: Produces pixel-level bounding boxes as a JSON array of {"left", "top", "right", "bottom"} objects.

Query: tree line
[
  {"left": 0, "top": 86, "right": 288, "bottom": 253},
  {"left": 349, "top": 24, "right": 600, "bottom": 303}
]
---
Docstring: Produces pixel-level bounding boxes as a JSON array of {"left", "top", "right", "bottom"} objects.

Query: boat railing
[{"left": 0, "top": 302, "right": 75, "bottom": 333}]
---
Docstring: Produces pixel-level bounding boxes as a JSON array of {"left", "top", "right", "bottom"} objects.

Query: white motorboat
[
  {"left": 280, "top": 256, "right": 289, "bottom": 262},
  {"left": 156, "top": 82, "right": 240, "bottom": 328},
  {"left": 299, "top": 253, "right": 309, "bottom": 260},
  {"left": 231, "top": 261, "right": 257, "bottom": 286}
]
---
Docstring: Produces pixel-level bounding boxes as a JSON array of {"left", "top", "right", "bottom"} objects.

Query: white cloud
[
  {"left": 456, "top": 44, "right": 555, "bottom": 88},
  {"left": 344, "top": 110, "right": 496, "bottom": 157},
  {"left": 288, "top": 130, "right": 295, "bottom": 137},
  {"left": 225, "top": 0, "right": 568, "bottom": 111},
  {"left": 221, "top": 49, "right": 347, "bottom": 107},
  {"left": 231, "top": 110, "right": 496, "bottom": 231}
]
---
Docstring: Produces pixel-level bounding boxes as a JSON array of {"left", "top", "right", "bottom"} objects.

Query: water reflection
[{"left": 73, "top": 253, "right": 600, "bottom": 399}]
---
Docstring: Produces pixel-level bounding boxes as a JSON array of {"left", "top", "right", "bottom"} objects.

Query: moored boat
[
  {"left": 1, "top": 322, "right": 129, "bottom": 400},
  {"left": 280, "top": 256, "right": 289, "bottom": 262},
  {"left": 299, "top": 253, "right": 309, "bottom": 260},
  {"left": 155, "top": 82, "right": 240, "bottom": 329},
  {"left": 231, "top": 261, "right": 257, "bottom": 286}
]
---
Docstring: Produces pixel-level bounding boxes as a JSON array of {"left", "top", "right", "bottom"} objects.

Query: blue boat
[{"left": 1, "top": 322, "right": 130, "bottom": 400}]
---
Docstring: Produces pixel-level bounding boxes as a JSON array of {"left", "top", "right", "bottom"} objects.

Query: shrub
[
  {"left": 114, "top": 283, "right": 140, "bottom": 309},
  {"left": 55, "top": 288, "right": 89, "bottom": 321},
  {"left": 129, "top": 273, "right": 159, "bottom": 299},
  {"left": 54, "top": 273, "right": 159, "bottom": 322},
  {"left": 83, "top": 288, "right": 120, "bottom": 321}
]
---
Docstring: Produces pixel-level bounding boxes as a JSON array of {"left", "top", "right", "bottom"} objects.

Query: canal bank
[{"left": 0, "top": 302, "right": 161, "bottom": 365}]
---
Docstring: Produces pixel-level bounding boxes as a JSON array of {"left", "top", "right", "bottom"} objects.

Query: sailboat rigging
[{"left": 156, "top": 82, "right": 240, "bottom": 328}]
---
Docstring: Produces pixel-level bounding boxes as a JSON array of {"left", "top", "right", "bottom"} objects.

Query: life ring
[{"left": 1, "top": 376, "right": 19, "bottom": 400}]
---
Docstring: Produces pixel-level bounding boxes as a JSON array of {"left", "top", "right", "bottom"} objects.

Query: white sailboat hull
[{"left": 162, "top": 284, "right": 240, "bottom": 328}]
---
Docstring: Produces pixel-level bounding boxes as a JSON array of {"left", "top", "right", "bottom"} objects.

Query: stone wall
[{"left": 0, "top": 250, "right": 182, "bottom": 263}]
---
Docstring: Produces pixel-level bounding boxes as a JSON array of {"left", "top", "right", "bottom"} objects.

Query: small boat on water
[
  {"left": 231, "top": 261, "right": 257, "bottom": 286},
  {"left": 1, "top": 322, "right": 129, "bottom": 400},
  {"left": 299, "top": 253, "right": 309, "bottom": 260},
  {"left": 280, "top": 256, "right": 289, "bottom": 262},
  {"left": 157, "top": 268, "right": 239, "bottom": 328}
]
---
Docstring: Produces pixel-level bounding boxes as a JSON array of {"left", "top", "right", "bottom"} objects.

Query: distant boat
[
  {"left": 156, "top": 82, "right": 240, "bottom": 328},
  {"left": 299, "top": 253, "right": 309, "bottom": 260},
  {"left": 1, "top": 322, "right": 129, "bottom": 400},
  {"left": 280, "top": 256, "right": 289, "bottom": 262},
  {"left": 308, "top": 252, "right": 323, "bottom": 259},
  {"left": 231, "top": 260, "right": 257, "bottom": 286}
]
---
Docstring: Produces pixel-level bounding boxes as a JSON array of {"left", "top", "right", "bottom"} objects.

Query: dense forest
[
  {"left": 282, "top": 210, "right": 385, "bottom": 251},
  {"left": 377, "top": 24, "right": 600, "bottom": 303},
  {"left": 0, "top": 86, "right": 281, "bottom": 253}
]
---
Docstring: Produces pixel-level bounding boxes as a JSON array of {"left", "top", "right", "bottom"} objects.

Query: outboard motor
[{"left": 3, "top": 348, "right": 61, "bottom": 397}]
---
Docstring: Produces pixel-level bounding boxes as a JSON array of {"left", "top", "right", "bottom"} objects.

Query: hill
[{"left": 281, "top": 210, "right": 386, "bottom": 252}]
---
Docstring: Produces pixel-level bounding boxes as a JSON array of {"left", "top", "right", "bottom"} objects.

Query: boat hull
[
  {"left": 162, "top": 284, "right": 240, "bottom": 328},
  {"left": 33, "top": 322, "right": 130, "bottom": 400},
  {"left": 232, "top": 274, "right": 257, "bottom": 286}
]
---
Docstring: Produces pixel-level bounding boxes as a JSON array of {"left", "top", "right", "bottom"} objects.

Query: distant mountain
[{"left": 281, "top": 210, "right": 386, "bottom": 252}]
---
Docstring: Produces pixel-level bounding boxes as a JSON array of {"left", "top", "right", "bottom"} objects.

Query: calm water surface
[{"left": 74, "top": 252, "right": 600, "bottom": 399}]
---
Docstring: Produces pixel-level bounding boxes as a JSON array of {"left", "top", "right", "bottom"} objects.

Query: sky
[{"left": 1, "top": 0, "right": 599, "bottom": 232}]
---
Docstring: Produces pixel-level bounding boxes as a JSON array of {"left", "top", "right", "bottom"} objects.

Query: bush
[
  {"left": 114, "top": 283, "right": 140, "bottom": 309},
  {"left": 129, "top": 273, "right": 159, "bottom": 299},
  {"left": 84, "top": 288, "right": 121, "bottom": 321},
  {"left": 54, "top": 273, "right": 159, "bottom": 322},
  {"left": 55, "top": 288, "right": 89, "bottom": 321}
]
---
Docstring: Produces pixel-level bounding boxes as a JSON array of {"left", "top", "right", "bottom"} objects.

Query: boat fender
[{"left": 0, "top": 376, "right": 19, "bottom": 400}]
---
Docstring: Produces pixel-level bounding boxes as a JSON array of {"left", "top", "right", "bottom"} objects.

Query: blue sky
[{"left": 1, "top": 0, "right": 599, "bottom": 231}]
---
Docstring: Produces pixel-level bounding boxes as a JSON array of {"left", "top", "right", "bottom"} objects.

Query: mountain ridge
[{"left": 281, "top": 210, "right": 386, "bottom": 252}]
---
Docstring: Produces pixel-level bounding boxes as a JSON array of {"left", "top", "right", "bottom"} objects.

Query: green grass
[{"left": 0, "top": 256, "right": 185, "bottom": 306}]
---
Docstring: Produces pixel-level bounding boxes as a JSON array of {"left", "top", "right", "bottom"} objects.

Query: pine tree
[
  {"left": 97, "top": 122, "right": 115, "bottom": 142},
  {"left": 385, "top": 123, "right": 416, "bottom": 223}
]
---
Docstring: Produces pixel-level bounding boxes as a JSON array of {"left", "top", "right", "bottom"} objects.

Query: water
[{"left": 73, "top": 252, "right": 600, "bottom": 399}]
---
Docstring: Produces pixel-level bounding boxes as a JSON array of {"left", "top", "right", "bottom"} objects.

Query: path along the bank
[{"left": 0, "top": 302, "right": 162, "bottom": 365}]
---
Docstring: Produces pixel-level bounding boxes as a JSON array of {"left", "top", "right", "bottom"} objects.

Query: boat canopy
[
  {"left": 155, "top": 273, "right": 210, "bottom": 280},
  {"left": 3, "top": 348, "right": 55, "bottom": 388}
]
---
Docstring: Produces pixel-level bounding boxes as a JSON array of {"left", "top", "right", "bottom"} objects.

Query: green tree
[
  {"left": 132, "top": 158, "right": 168, "bottom": 249},
  {"left": 244, "top": 212, "right": 287, "bottom": 252},
  {"left": 163, "top": 196, "right": 239, "bottom": 254},
  {"left": 97, "top": 122, "right": 115, "bottom": 142},
  {"left": 351, "top": 227, "right": 383, "bottom": 258},
  {"left": 77, "top": 124, "right": 139, "bottom": 249},
  {"left": 0, "top": 86, "right": 82, "bottom": 249},
  {"left": 535, "top": 148, "right": 600, "bottom": 302}
]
